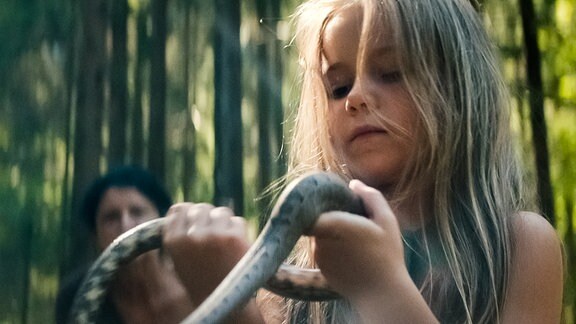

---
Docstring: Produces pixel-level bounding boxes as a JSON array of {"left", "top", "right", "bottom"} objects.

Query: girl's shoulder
[
  {"left": 510, "top": 211, "right": 560, "bottom": 248},
  {"left": 509, "top": 211, "right": 562, "bottom": 272},
  {"left": 502, "top": 211, "right": 563, "bottom": 323}
]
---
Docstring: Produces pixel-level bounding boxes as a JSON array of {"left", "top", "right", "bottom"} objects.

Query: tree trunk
[
  {"left": 213, "top": 0, "right": 243, "bottom": 214},
  {"left": 256, "top": 35, "right": 272, "bottom": 196},
  {"left": 148, "top": 0, "right": 168, "bottom": 182},
  {"left": 518, "top": 0, "right": 555, "bottom": 224},
  {"left": 108, "top": 0, "right": 129, "bottom": 167},
  {"left": 130, "top": 5, "right": 148, "bottom": 165},
  {"left": 256, "top": 0, "right": 284, "bottom": 198},
  {"left": 58, "top": 10, "right": 77, "bottom": 281},
  {"left": 67, "top": 0, "right": 107, "bottom": 273}
]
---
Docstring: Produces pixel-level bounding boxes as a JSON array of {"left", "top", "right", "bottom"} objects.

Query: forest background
[{"left": 0, "top": 0, "right": 574, "bottom": 323}]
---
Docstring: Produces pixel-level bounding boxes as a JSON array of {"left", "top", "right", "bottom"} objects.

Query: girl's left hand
[
  {"left": 309, "top": 180, "right": 441, "bottom": 323},
  {"left": 162, "top": 203, "right": 251, "bottom": 306},
  {"left": 163, "top": 203, "right": 267, "bottom": 324}
]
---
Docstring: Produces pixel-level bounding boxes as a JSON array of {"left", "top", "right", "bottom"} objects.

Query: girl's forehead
[
  {"left": 321, "top": 5, "right": 395, "bottom": 66},
  {"left": 321, "top": 9, "right": 362, "bottom": 62},
  {"left": 323, "top": 5, "right": 363, "bottom": 40}
]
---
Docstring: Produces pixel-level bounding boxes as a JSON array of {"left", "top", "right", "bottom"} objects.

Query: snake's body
[{"left": 69, "top": 171, "right": 365, "bottom": 323}]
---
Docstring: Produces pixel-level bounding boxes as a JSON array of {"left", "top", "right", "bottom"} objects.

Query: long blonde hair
[{"left": 275, "top": 0, "right": 522, "bottom": 323}]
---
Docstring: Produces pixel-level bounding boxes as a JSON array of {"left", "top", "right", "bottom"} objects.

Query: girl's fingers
[
  {"left": 348, "top": 179, "right": 399, "bottom": 232},
  {"left": 164, "top": 203, "right": 194, "bottom": 238},
  {"left": 310, "top": 179, "right": 398, "bottom": 241},
  {"left": 163, "top": 203, "right": 238, "bottom": 241},
  {"left": 229, "top": 216, "right": 247, "bottom": 236},
  {"left": 185, "top": 203, "right": 215, "bottom": 229},
  {"left": 306, "top": 179, "right": 407, "bottom": 299},
  {"left": 311, "top": 210, "right": 372, "bottom": 241},
  {"left": 162, "top": 202, "right": 250, "bottom": 302},
  {"left": 209, "top": 206, "right": 236, "bottom": 228}
]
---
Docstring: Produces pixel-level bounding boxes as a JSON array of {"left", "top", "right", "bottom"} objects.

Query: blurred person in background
[{"left": 55, "top": 165, "right": 193, "bottom": 324}]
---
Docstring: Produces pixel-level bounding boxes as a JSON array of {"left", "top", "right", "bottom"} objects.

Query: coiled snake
[{"left": 69, "top": 171, "right": 366, "bottom": 323}]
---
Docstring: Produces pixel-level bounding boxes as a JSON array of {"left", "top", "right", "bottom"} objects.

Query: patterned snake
[{"left": 69, "top": 171, "right": 366, "bottom": 323}]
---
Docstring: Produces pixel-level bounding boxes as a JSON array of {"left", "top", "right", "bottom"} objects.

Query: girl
[{"left": 163, "top": 0, "right": 563, "bottom": 323}]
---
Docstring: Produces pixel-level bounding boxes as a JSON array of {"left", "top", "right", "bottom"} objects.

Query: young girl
[{"left": 163, "top": 0, "right": 564, "bottom": 323}]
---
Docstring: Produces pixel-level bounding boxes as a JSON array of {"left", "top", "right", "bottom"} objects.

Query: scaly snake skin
[{"left": 69, "top": 171, "right": 365, "bottom": 323}]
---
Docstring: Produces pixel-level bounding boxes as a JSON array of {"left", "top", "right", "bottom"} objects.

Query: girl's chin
[{"left": 347, "top": 168, "right": 398, "bottom": 192}]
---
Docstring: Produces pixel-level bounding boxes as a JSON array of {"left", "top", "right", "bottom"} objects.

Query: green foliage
[
  {"left": 501, "top": 5, "right": 576, "bottom": 318},
  {"left": 0, "top": 0, "right": 39, "bottom": 76}
]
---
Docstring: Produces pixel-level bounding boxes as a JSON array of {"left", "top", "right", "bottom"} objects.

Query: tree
[
  {"left": 66, "top": 0, "right": 107, "bottom": 273},
  {"left": 213, "top": 0, "right": 243, "bottom": 214},
  {"left": 130, "top": 3, "right": 149, "bottom": 165},
  {"left": 108, "top": 0, "right": 129, "bottom": 167},
  {"left": 255, "top": 0, "right": 285, "bottom": 194},
  {"left": 518, "top": 0, "right": 555, "bottom": 224},
  {"left": 148, "top": 0, "right": 168, "bottom": 182}
]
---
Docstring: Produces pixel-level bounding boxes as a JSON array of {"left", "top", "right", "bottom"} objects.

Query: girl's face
[
  {"left": 95, "top": 187, "right": 159, "bottom": 250},
  {"left": 322, "top": 6, "right": 418, "bottom": 193}
]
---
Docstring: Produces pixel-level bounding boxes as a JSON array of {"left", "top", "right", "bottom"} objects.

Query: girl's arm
[
  {"left": 309, "top": 180, "right": 439, "bottom": 323},
  {"left": 162, "top": 203, "right": 265, "bottom": 324},
  {"left": 501, "top": 211, "right": 563, "bottom": 323}
]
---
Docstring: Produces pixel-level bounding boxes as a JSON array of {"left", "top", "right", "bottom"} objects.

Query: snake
[{"left": 69, "top": 171, "right": 366, "bottom": 323}]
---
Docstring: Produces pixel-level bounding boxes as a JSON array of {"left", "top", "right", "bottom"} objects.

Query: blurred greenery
[{"left": 0, "top": 0, "right": 574, "bottom": 323}]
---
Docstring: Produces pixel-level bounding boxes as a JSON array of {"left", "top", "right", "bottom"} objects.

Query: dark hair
[{"left": 81, "top": 165, "right": 172, "bottom": 232}]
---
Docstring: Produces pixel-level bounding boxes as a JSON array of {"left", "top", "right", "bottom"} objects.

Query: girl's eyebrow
[
  {"left": 322, "top": 61, "right": 346, "bottom": 75},
  {"left": 321, "top": 51, "right": 348, "bottom": 75},
  {"left": 321, "top": 46, "right": 397, "bottom": 75},
  {"left": 371, "top": 45, "right": 396, "bottom": 57}
]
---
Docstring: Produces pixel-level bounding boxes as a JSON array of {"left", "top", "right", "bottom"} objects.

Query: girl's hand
[
  {"left": 310, "top": 180, "right": 437, "bottom": 323},
  {"left": 309, "top": 179, "right": 406, "bottom": 301},
  {"left": 162, "top": 203, "right": 251, "bottom": 306}
]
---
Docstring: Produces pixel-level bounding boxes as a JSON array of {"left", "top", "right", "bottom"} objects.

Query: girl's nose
[{"left": 345, "top": 78, "right": 367, "bottom": 113}]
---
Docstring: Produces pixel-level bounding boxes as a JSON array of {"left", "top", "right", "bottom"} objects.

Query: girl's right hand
[{"left": 162, "top": 203, "right": 251, "bottom": 306}]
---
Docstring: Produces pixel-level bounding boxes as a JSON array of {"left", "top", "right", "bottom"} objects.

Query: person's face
[
  {"left": 322, "top": 6, "right": 418, "bottom": 193},
  {"left": 95, "top": 187, "right": 159, "bottom": 250}
]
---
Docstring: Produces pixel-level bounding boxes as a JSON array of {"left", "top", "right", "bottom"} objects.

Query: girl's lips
[{"left": 350, "top": 125, "right": 388, "bottom": 142}]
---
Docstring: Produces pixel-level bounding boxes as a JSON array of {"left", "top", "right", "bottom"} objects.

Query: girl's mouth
[{"left": 350, "top": 125, "right": 388, "bottom": 142}]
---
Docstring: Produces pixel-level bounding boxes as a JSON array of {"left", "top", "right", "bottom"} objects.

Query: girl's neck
[{"left": 388, "top": 189, "right": 432, "bottom": 232}]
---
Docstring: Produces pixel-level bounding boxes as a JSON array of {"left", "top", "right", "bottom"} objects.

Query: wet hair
[{"left": 81, "top": 165, "right": 172, "bottom": 232}]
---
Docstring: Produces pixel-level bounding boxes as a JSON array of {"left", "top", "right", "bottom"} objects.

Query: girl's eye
[
  {"left": 380, "top": 71, "right": 402, "bottom": 83},
  {"left": 330, "top": 84, "right": 352, "bottom": 99}
]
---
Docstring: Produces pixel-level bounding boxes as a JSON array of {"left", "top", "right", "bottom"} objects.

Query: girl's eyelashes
[
  {"left": 323, "top": 75, "right": 353, "bottom": 100},
  {"left": 330, "top": 84, "right": 352, "bottom": 99},
  {"left": 379, "top": 71, "right": 402, "bottom": 83},
  {"left": 323, "top": 69, "right": 402, "bottom": 99}
]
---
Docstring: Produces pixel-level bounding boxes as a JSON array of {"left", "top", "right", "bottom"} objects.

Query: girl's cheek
[{"left": 327, "top": 122, "right": 341, "bottom": 148}]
